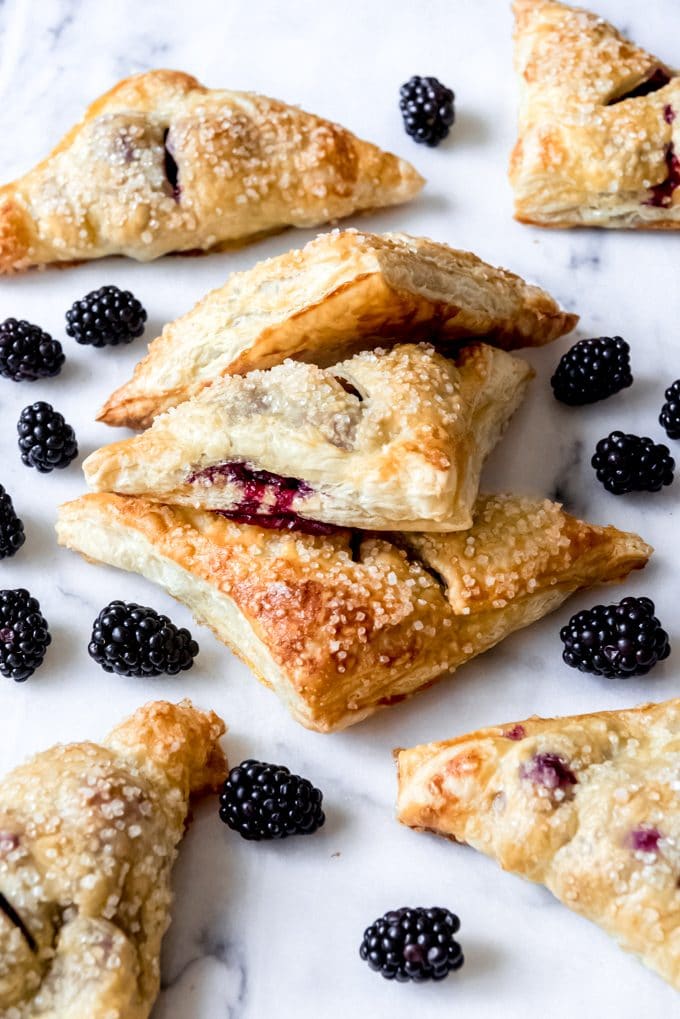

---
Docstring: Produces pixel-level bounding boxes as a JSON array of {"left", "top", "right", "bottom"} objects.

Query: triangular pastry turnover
[
  {"left": 0, "top": 700, "right": 226, "bottom": 1017},
  {"left": 0, "top": 70, "right": 423, "bottom": 273},
  {"left": 98, "top": 229, "right": 578, "bottom": 429},
  {"left": 397, "top": 698, "right": 680, "bottom": 990},
  {"left": 511, "top": 0, "right": 680, "bottom": 227},
  {"left": 84, "top": 343, "right": 533, "bottom": 533},
  {"left": 56, "top": 493, "right": 650, "bottom": 731}
]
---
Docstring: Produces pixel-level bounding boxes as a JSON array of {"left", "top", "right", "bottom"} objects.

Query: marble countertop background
[{"left": 0, "top": 0, "right": 678, "bottom": 1015}]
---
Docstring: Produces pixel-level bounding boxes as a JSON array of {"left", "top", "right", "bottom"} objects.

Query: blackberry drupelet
[
  {"left": 219, "top": 759, "right": 325, "bottom": 840},
  {"left": 17, "top": 402, "right": 78, "bottom": 473},
  {"left": 659, "top": 379, "right": 680, "bottom": 439},
  {"left": 561, "top": 596, "right": 670, "bottom": 678},
  {"left": 0, "top": 589, "right": 51, "bottom": 681},
  {"left": 0, "top": 319, "right": 65, "bottom": 382},
  {"left": 591, "top": 431, "right": 674, "bottom": 494},
  {"left": 360, "top": 906, "right": 464, "bottom": 982},
  {"left": 0, "top": 486, "right": 25, "bottom": 560},
  {"left": 551, "top": 336, "right": 632, "bottom": 405},
  {"left": 65, "top": 285, "right": 147, "bottom": 347},
  {"left": 88, "top": 600, "right": 198, "bottom": 677},
  {"left": 399, "top": 76, "right": 455, "bottom": 147}
]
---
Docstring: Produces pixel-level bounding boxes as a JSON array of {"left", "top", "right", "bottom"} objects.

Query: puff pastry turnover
[
  {"left": 84, "top": 343, "right": 532, "bottom": 533},
  {"left": 99, "top": 229, "right": 578, "bottom": 429},
  {"left": 396, "top": 698, "right": 680, "bottom": 990},
  {"left": 511, "top": 0, "right": 680, "bottom": 227},
  {"left": 0, "top": 699, "right": 226, "bottom": 1018},
  {"left": 56, "top": 492, "right": 650, "bottom": 732},
  {"left": 0, "top": 70, "right": 423, "bottom": 273}
]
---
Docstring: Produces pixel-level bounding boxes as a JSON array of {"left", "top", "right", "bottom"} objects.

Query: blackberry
[
  {"left": 17, "top": 402, "right": 78, "bottom": 473},
  {"left": 591, "top": 431, "right": 674, "bottom": 494},
  {"left": 0, "top": 486, "right": 25, "bottom": 560},
  {"left": 659, "top": 379, "right": 680, "bottom": 439},
  {"left": 0, "top": 589, "right": 51, "bottom": 681},
  {"left": 65, "top": 285, "right": 147, "bottom": 347},
  {"left": 0, "top": 319, "right": 65, "bottom": 382},
  {"left": 551, "top": 336, "right": 632, "bottom": 405},
  {"left": 561, "top": 596, "right": 670, "bottom": 678},
  {"left": 219, "top": 759, "right": 325, "bottom": 840},
  {"left": 399, "top": 76, "right": 455, "bottom": 147},
  {"left": 360, "top": 906, "right": 463, "bottom": 982},
  {"left": 88, "top": 600, "right": 198, "bottom": 677}
]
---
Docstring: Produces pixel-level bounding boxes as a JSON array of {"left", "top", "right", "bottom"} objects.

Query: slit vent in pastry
[
  {"left": 98, "top": 228, "right": 578, "bottom": 429},
  {"left": 511, "top": 0, "right": 680, "bottom": 228},
  {"left": 84, "top": 343, "right": 533, "bottom": 533},
  {"left": 0, "top": 70, "right": 424, "bottom": 274},
  {"left": 56, "top": 492, "right": 650, "bottom": 732},
  {"left": 396, "top": 698, "right": 680, "bottom": 991},
  {"left": 0, "top": 699, "right": 226, "bottom": 1017}
]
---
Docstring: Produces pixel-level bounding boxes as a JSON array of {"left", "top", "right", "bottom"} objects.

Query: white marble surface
[{"left": 0, "top": 0, "right": 678, "bottom": 1014}]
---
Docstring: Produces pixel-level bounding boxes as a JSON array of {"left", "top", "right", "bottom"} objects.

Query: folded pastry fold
[
  {"left": 98, "top": 229, "right": 578, "bottom": 429},
  {"left": 0, "top": 699, "right": 226, "bottom": 1017},
  {"left": 396, "top": 698, "right": 680, "bottom": 991},
  {"left": 511, "top": 0, "right": 680, "bottom": 228},
  {"left": 0, "top": 70, "right": 423, "bottom": 273},
  {"left": 84, "top": 343, "right": 533, "bottom": 533},
  {"left": 56, "top": 492, "right": 650, "bottom": 732}
]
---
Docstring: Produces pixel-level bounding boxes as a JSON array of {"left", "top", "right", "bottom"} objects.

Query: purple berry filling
[
  {"left": 609, "top": 68, "right": 671, "bottom": 104},
  {"left": 521, "top": 752, "right": 577, "bottom": 791},
  {"left": 665, "top": 105, "right": 676, "bottom": 124},
  {"left": 629, "top": 827, "right": 661, "bottom": 853},
  {"left": 163, "top": 128, "right": 181, "bottom": 201},
  {"left": 187, "top": 461, "right": 342, "bottom": 536},
  {"left": 504, "top": 725, "right": 526, "bottom": 741},
  {"left": 646, "top": 145, "right": 680, "bottom": 207}
]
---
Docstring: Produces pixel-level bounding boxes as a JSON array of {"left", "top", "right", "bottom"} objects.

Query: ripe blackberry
[
  {"left": 399, "top": 76, "right": 455, "bottom": 147},
  {"left": 219, "top": 760, "right": 325, "bottom": 840},
  {"left": 88, "top": 600, "right": 198, "bottom": 677},
  {"left": 561, "top": 596, "right": 670, "bottom": 678},
  {"left": 65, "top": 285, "right": 147, "bottom": 347},
  {"left": 0, "top": 319, "right": 65, "bottom": 382},
  {"left": 551, "top": 336, "right": 632, "bottom": 405},
  {"left": 591, "top": 431, "right": 674, "bottom": 494},
  {"left": 0, "top": 589, "right": 51, "bottom": 681},
  {"left": 360, "top": 906, "right": 464, "bottom": 982},
  {"left": 659, "top": 379, "right": 680, "bottom": 439},
  {"left": 17, "top": 402, "right": 78, "bottom": 473},
  {"left": 0, "top": 486, "right": 25, "bottom": 560}
]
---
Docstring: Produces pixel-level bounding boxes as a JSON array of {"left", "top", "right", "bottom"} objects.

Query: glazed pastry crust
[
  {"left": 511, "top": 0, "right": 680, "bottom": 228},
  {"left": 84, "top": 344, "right": 533, "bottom": 532},
  {"left": 0, "top": 70, "right": 423, "bottom": 273},
  {"left": 0, "top": 700, "right": 226, "bottom": 1018},
  {"left": 56, "top": 492, "right": 650, "bottom": 732},
  {"left": 98, "top": 229, "right": 578, "bottom": 429},
  {"left": 396, "top": 699, "right": 680, "bottom": 990}
]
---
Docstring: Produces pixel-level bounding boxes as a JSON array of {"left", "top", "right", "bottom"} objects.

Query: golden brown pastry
[
  {"left": 511, "top": 0, "right": 680, "bottom": 227},
  {"left": 84, "top": 343, "right": 532, "bottom": 533},
  {"left": 56, "top": 492, "right": 650, "bottom": 732},
  {"left": 98, "top": 229, "right": 578, "bottom": 429},
  {"left": 0, "top": 70, "right": 423, "bottom": 273},
  {"left": 0, "top": 699, "right": 226, "bottom": 1017},
  {"left": 396, "top": 698, "right": 680, "bottom": 991}
]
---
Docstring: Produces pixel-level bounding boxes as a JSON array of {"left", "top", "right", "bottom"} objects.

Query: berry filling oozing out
[
  {"left": 163, "top": 129, "right": 181, "bottom": 201},
  {"left": 187, "top": 461, "right": 340, "bottom": 535},
  {"left": 520, "top": 753, "right": 577, "bottom": 793},
  {"left": 646, "top": 145, "right": 680, "bottom": 208},
  {"left": 608, "top": 67, "right": 671, "bottom": 104},
  {"left": 629, "top": 827, "right": 661, "bottom": 854}
]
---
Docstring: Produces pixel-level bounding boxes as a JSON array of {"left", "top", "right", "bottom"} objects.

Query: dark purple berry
[
  {"left": 560, "top": 596, "right": 670, "bottom": 678},
  {"left": 360, "top": 906, "right": 463, "bottom": 982},
  {"left": 591, "top": 431, "right": 674, "bottom": 494},
  {"left": 219, "top": 760, "right": 325, "bottom": 840},
  {"left": 0, "top": 319, "right": 64, "bottom": 382},
  {"left": 66, "top": 285, "right": 147, "bottom": 347},
  {"left": 551, "top": 336, "right": 632, "bottom": 405},
  {"left": 399, "top": 76, "right": 455, "bottom": 147}
]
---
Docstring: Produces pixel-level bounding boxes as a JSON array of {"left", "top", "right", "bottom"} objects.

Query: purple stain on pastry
[
  {"left": 504, "top": 725, "right": 526, "bottom": 741},
  {"left": 629, "top": 826, "right": 661, "bottom": 853},
  {"left": 163, "top": 128, "right": 181, "bottom": 201},
  {"left": 645, "top": 145, "right": 680, "bottom": 208},
  {"left": 520, "top": 753, "right": 577, "bottom": 791},
  {"left": 664, "top": 105, "right": 676, "bottom": 124},
  {"left": 188, "top": 461, "right": 341, "bottom": 536},
  {"left": 609, "top": 67, "right": 671, "bottom": 104}
]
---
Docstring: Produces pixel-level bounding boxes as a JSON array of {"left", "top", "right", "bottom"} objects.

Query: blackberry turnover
[
  {"left": 359, "top": 906, "right": 464, "bottom": 982},
  {"left": 591, "top": 431, "right": 674, "bottom": 494},
  {"left": 551, "top": 336, "right": 632, "bottom": 405},
  {"left": 88, "top": 600, "right": 198, "bottom": 677},
  {"left": 219, "top": 760, "right": 325, "bottom": 840}
]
